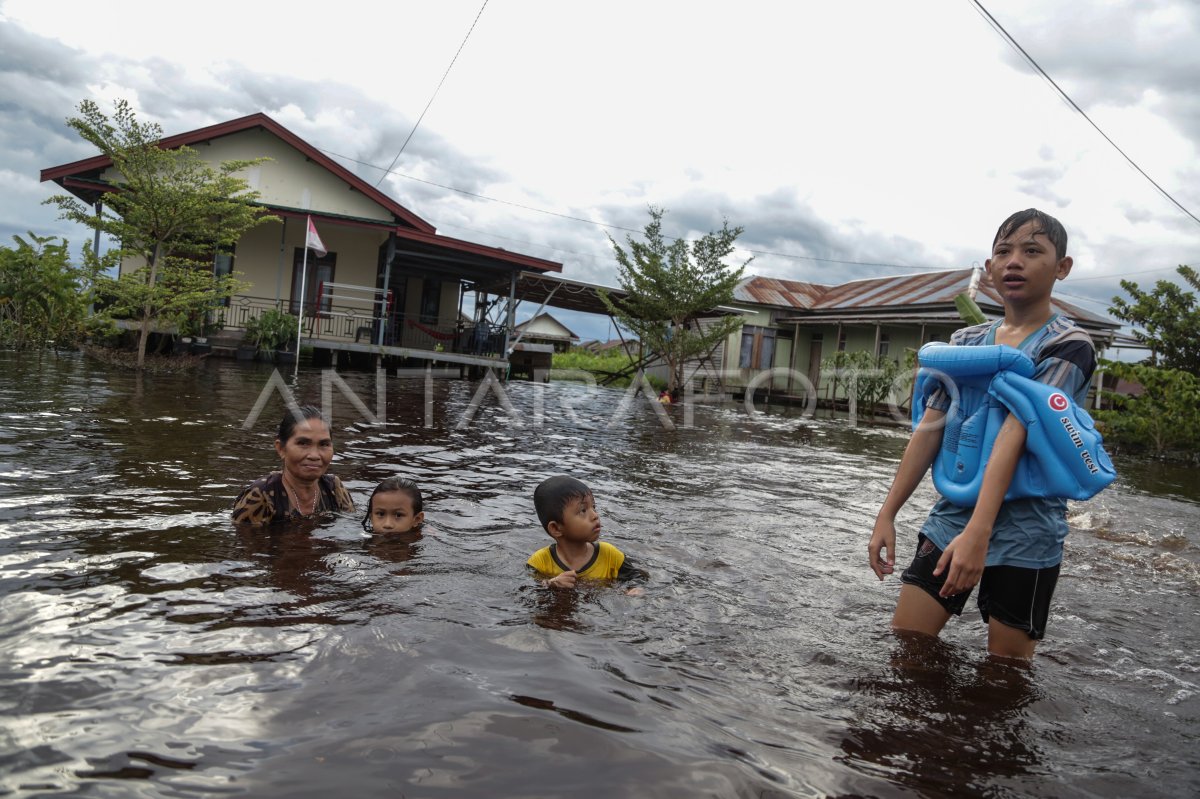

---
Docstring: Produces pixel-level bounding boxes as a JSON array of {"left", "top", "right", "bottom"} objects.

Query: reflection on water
[
  {"left": 0, "top": 352, "right": 1197, "bottom": 798},
  {"left": 839, "top": 634, "right": 1045, "bottom": 797}
]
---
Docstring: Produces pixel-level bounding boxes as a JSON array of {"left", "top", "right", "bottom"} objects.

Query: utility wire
[
  {"left": 1068, "top": 266, "right": 1188, "bottom": 283},
  {"left": 970, "top": 0, "right": 1200, "bottom": 229},
  {"left": 332, "top": 147, "right": 953, "bottom": 272},
  {"left": 375, "top": 0, "right": 489, "bottom": 187}
]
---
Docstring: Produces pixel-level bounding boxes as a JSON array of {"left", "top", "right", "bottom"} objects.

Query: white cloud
[{"left": 3, "top": 0, "right": 1197, "bottom": 343}]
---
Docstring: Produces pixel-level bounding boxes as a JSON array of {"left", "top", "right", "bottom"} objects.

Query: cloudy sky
[{"left": 2, "top": 0, "right": 1197, "bottom": 344}]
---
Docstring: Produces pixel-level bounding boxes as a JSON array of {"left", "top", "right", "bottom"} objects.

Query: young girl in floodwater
[{"left": 361, "top": 477, "right": 425, "bottom": 535}]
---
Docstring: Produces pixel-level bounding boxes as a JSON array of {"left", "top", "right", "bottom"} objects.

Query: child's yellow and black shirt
[{"left": 527, "top": 541, "right": 642, "bottom": 582}]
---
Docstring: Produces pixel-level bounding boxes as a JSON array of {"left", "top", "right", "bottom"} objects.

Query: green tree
[
  {"left": 45, "top": 99, "right": 273, "bottom": 369},
  {"left": 599, "top": 207, "right": 750, "bottom": 391},
  {"left": 0, "top": 232, "right": 100, "bottom": 349},
  {"left": 821, "top": 350, "right": 906, "bottom": 421},
  {"left": 1094, "top": 360, "right": 1200, "bottom": 458},
  {"left": 1108, "top": 265, "right": 1200, "bottom": 375}
]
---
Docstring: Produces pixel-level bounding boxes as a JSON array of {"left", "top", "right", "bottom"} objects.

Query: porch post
[
  {"left": 501, "top": 270, "right": 517, "bottom": 358},
  {"left": 873, "top": 323, "right": 882, "bottom": 358},
  {"left": 787, "top": 323, "right": 800, "bottom": 395},
  {"left": 91, "top": 201, "right": 102, "bottom": 314},
  {"left": 456, "top": 281, "right": 465, "bottom": 352},
  {"left": 275, "top": 217, "right": 288, "bottom": 302},
  {"left": 92, "top": 201, "right": 102, "bottom": 259},
  {"left": 377, "top": 232, "right": 396, "bottom": 347}
]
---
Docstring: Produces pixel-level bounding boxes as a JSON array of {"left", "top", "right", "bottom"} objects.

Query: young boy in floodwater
[
  {"left": 528, "top": 475, "right": 644, "bottom": 592},
  {"left": 868, "top": 208, "right": 1097, "bottom": 661},
  {"left": 362, "top": 477, "right": 424, "bottom": 535}
]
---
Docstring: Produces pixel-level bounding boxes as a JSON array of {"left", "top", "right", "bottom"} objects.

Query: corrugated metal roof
[
  {"left": 735, "top": 276, "right": 829, "bottom": 309},
  {"left": 811, "top": 269, "right": 973, "bottom": 310},
  {"left": 752, "top": 268, "right": 1118, "bottom": 331},
  {"left": 973, "top": 274, "right": 1116, "bottom": 328}
]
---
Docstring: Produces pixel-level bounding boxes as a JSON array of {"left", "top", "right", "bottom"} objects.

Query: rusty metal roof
[
  {"left": 974, "top": 273, "right": 1116, "bottom": 328},
  {"left": 811, "top": 269, "right": 974, "bottom": 310},
  {"left": 735, "top": 276, "right": 830, "bottom": 309},
  {"left": 758, "top": 268, "right": 1118, "bottom": 331}
]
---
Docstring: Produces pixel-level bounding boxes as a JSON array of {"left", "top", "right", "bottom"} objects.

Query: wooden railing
[{"left": 220, "top": 294, "right": 508, "bottom": 356}]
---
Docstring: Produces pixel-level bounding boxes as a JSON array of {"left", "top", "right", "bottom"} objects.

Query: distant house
[
  {"left": 686, "top": 269, "right": 1121, "bottom": 401},
  {"left": 587, "top": 338, "right": 639, "bottom": 358},
  {"left": 512, "top": 312, "right": 579, "bottom": 353},
  {"left": 41, "top": 113, "right": 561, "bottom": 369}
]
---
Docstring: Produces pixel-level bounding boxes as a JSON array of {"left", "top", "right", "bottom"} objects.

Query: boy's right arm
[
  {"left": 868, "top": 408, "right": 945, "bottom": 580},
  {"left": 545, "top": 570, "right": 577, "bottom": 589}
]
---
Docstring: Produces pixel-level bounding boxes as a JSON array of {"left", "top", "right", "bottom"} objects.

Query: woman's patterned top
[{"left": 231, "top": 471, "right": 355, "bottom": 526}]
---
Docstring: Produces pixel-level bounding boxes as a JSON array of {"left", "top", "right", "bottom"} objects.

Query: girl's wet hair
[
  {"left": 277, "top": 405, "right": 328, "bottom": 444},
  {"left": 362, "top": 477, "right": 424, "bottom": 532}
]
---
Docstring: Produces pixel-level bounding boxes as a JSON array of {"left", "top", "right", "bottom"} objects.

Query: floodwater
[{"left": 0, "top": 350, "right": 1197, "bottom": 798}]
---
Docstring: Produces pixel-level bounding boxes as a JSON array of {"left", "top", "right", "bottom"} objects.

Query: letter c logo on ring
[{"left": 1048, "top": 393, "right": 1069, "bottom": 412}]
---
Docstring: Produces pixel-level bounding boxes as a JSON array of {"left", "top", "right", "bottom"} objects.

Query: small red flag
[{"left": 305, "top": 216, "right": 327, "bottom": 256}]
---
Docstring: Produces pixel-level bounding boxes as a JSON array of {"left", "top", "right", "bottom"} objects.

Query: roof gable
[
  {"left": 515, "top": 312, "right": 579, "bottom": 340},
  {"left": 40, "top": 112, "right": 434, "bottom": 233}
]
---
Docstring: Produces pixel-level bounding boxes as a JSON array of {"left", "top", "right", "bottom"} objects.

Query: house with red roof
[{"left": 41, "top": 113, "right": 562, "bottom": 369}]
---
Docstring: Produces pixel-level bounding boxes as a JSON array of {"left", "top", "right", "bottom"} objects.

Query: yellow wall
[
  {"left": 231, "top": 218, "right": 387, "bottom": 303},
  {"left": 185, "top": 129, "right": 394, "bottom": 221},
  {"left": 717, "top": 314, "right": 963, "bottom": 396}
]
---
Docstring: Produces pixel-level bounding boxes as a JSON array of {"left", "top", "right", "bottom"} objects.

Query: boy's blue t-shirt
[{"left": 920, "top": 315, "right": 1097, "bottom": 568}]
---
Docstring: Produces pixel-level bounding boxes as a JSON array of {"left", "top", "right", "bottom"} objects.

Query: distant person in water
[
  {"left": 232, "top": 405, "right": 355, "bottom": 526},
  {"left": 527, "top": 475, "right": 644, "bottom": 592},
  {"left": 362, "top": 477, "right": 424, "bottom": 535}
]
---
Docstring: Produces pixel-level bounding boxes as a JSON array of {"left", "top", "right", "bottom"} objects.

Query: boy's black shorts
[{"left": 900, "top": 533, "right": 1060, "bottom": 640}]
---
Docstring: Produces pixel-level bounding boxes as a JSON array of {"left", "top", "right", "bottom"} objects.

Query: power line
[
  {"left": 1069, "top": 266, "right": 1188, "bottom": 283},
  {"left": 743, "top": 248, "right": 945, "bottom": 271},
  {"left": 332, "top": 147, "right": 647, "bottom": 234},
  {"left": 970, "top": 0, "right": 1200, "bottom": 229},
  {"left": 375, "top": 0, "right": 490, "bottom": 188},
  {"left": 1054, "top": 289, "right": 1113, "bottom": 308},
  {"left": 330, "top": 147, "right": 955, "bottom": 272}
]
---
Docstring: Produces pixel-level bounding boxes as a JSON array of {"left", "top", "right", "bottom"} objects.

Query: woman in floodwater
[{"left": 231, "top": 405, "right": 355, "bottom": 526}]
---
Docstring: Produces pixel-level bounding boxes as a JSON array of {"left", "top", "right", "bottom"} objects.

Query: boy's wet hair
[
  {"left": 534, "top": 475, "right": 592, "bottom": 532},
  {"left": 361, "top": 477, "right": 423, "bottom": 532},
  {"left": 993, "top": 208, "right": 1069, "bottom": 261},
  {"left": 277, "top": 405, "right": 328, "bottom": 444}
]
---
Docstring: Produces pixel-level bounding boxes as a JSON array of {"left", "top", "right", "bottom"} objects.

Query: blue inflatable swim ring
[{"left": 912, "top": 343, "right": 1116, "bottom": 507}]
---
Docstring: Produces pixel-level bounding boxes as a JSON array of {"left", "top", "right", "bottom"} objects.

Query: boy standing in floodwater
[
  {"left": 868, "top": 209, "right": 1097, "bottom": 661},
  {"left": 528, "top": 475, "right": 644, "bottom": 592}
]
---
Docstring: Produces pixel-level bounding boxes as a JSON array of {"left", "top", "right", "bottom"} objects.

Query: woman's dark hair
[
  {"left": 277, "top": 405, "right": 328, "bottom": 444},
  {"left": 361, "top": 477, "right": 424, "bottom": 532}
]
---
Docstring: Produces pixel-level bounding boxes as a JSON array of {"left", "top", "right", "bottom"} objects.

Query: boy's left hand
[{"left": 933, "top": 528, "right": 989, "bottom": 597}]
